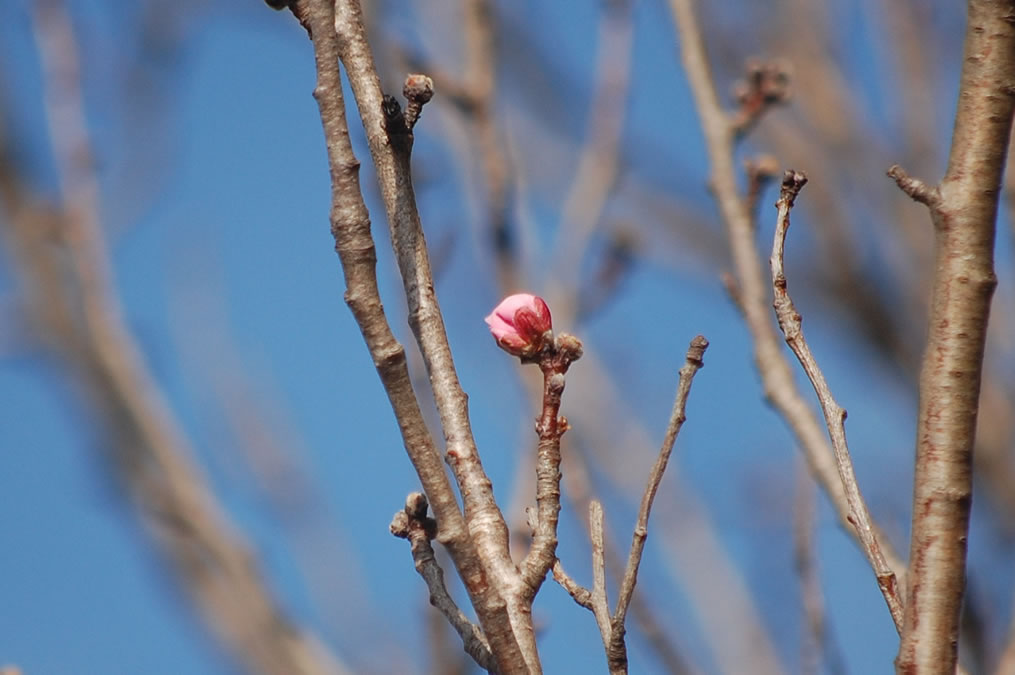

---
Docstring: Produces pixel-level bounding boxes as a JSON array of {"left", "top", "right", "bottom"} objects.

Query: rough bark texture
[
  {"left": 895, "top": 1, "right": 1015, "bottom": 672},
  {"left": 301, "top": 0, "right": 528, "bottom": 670}
]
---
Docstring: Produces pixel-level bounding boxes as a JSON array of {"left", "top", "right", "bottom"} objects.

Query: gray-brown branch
[
  {"left": 892, "top": 1, "right": 1015, "bottom": 671},
  {"left": 299, "top": 0, "right": 526, "bottom": 670},
  {"left": 770, "top": 171, "right": 904, "bottom": 630},
  {"left": 666, "top": 0, "right": 906, "bottom": 594}
]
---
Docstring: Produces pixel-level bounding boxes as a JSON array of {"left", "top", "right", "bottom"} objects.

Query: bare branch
[
  {"left": 552, "top": 559, "right": 594, "bottom": 610},
  {"left": 894, "top": 1, "right": 1015, "bottom": 670},
  {"left": 606, "top": 335, "right": 708, "bottom": 673},
  {"left": 327, "top": 10, "right": 531, "bottom": 668},
  {"left": 298, "top": 0, "right": 526, "bottom": 670},
  {"left": 520, "top": 333, "right": 584, "bottom": 598},
  {"left": 391, "top": 493, "right": 496, "bottom": 672},
  {"left": 550, "top": 502, "right": 614, "bottom": 653},
  {"left": 769, "top": 170, "right": 904, "bottom": 629},
  {"left": 666, "top": 0, "right": 907, "bottom": 596},
  {"left": 589, "top": 500, "right": 612, "bottom": 640},
  {"left": 887, "top": 164, "right": 940, "bottom": 208}
]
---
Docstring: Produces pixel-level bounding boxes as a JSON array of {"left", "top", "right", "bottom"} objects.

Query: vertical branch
[
  {"left": 666, "top": 0, "right": 906, "bottom": 597},
  {"left": 298, "top": 0, "right": 527, "bottom": 671},
  {"left": 520, "top": 333, "right": 584, "bottom": 598},
  {"left": 890, "top": 1, "right": 1015, "bottom": 671},
  {"left": 329, "top": 8, "right": 523, "bottom": 643}
]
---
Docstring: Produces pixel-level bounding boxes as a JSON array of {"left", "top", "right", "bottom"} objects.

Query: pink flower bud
[{"left": 485, "top": 293, "right": 553, "bottom": 357}]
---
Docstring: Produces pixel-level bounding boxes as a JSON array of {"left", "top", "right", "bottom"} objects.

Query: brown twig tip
[
  {"left": 553, "top": 333, "right": 584, "bottom": 365},
  {"left": 391, "top": 493, "right": 438, "bottom": 540},
  {"left": 403, "top": 73, "right": 435, "bottom": 130},
  {"left": 390, "top": 511, "right": 411, "bottom": 538},
  {"left": 686, "top": 335, "right": 709, "bottom": 364},
  {"left": 732, "top": 58, "right": 792, "bottom": 138},
  {"left": 887, "top": 164, "right": 939, "bottom": 207},
  {"left": 405, "top": 491, "right": 429, "bottom": 519},
  {"left": 779, "top": 170, "right": 808, "bottom": 206}
]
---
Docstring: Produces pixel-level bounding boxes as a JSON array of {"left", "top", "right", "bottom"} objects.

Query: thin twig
[
  {"left": 607, "top": 335, "right": 709, "bottom": 673},
  {"left": 552, "top": 559, "right": 594, "bottom": 610},
  {"left": 887, "top": 165, "right": 939, "bottom": 208},
  {"left": 391, "top": 493, "right": 496, "bottom": 672},
  {"left": 893, "top": 1, "right": 1015, "bottom": 670},
  {"left": 298, "top": 1, "right": 525, "bottom": 670},
  {"left": 793, "top": 464, "right": 846, "bottom": 675},
  {"left": 770, "top": 171, "right": 904, "bottom": 629},
  {"left": 520, "top": 333, "right": 583, "bottom": 598},
  {"left": 557, "top": 348, "right": 775, "bottom": 674},
  {"left": 666, "top": 0, "right": 907, "bottom": 601}
]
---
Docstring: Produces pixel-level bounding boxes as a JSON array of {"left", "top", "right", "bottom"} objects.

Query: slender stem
[
  {"left": 589, "top": 500, "right": 612, "bottom": 639},
  {"left": 390, "top": 495, "right": 495, "bottom": 672},
  {"left": 770, "top": 171, "right": 903, "bottom": 629},
  {"left": 520, "top": 336, "right": 581, "bottom": 598},
  {"left": 607, "top": 336, "right": 708, "bottom": 673}
]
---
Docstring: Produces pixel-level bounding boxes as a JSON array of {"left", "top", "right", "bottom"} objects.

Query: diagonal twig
[
  {"left": 666, "top": 0, "right": 907, "bottom": 608},
  {"left": 606, "top": 335, "right": 708, "bottom": 673},
  {"left": 769, "top": 170, "right": 904, "bottom": 629},
  {"left": 390, "top": 493, "right": 495, "bottom": 672}
]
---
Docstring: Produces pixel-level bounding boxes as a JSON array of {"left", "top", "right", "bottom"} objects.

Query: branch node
[
  {"left": 403, "top": 73, "right": 434, "bottom": 130},
  {"left": 731, "top": 58, "right": 792, "bottom": 139},
  {"left": 887, "top": 164, "right": 939, "bottom": 207},
  {"left": 779, "top": 170, "right": 808, "bottom": 206}
]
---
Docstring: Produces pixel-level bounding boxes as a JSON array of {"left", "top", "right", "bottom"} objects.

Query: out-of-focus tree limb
[
  {"left": 770, "top": 171, "right": 904, "bottom": 628},
  {"left": 0, "top": 2, "right": 349, "bottom": 674},
  {"left": 667, "top": 0, "right": 906, "bottom": 609}
]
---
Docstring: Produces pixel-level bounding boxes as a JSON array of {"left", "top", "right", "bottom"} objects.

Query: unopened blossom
[{"left": 485, "top": 293, "right": 553, "bottom": 357}]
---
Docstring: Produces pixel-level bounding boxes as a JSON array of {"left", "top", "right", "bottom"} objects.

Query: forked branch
[
  {"left": 554, "top": 336, "right": 709, "bottom": 675},
  {"left": 298, "top": 0, "right": 526, "bottom": 669}
]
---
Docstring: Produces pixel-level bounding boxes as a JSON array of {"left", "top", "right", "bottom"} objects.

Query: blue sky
[{"left": 0, "top": 1, "right": 1000, "bottom": 673}]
